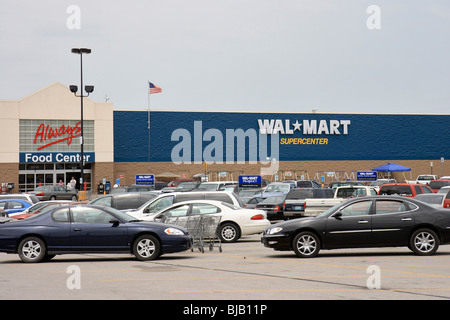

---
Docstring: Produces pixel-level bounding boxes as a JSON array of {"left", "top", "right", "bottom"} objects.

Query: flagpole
[{"left": 147, "top": 81, "right": 151, "bottom": 166}]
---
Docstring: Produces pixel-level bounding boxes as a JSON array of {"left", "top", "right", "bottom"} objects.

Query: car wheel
[
  {"left": 50, "top": 196, "right": 56, "bottom": 200},
  {"left": 293, "top": 231, "right": 320, "bottom": 258},
  {"left": 133, "top": 235, "right": 161, "bottom": 261},
  {"left": 410, "top": 229, "right": 439, "bottom": 256},
  {"left": 71, "top": 195, "right": 78, "bottom": 201},
  {"left": 218, "top": 222, "right": 240, "bottom": 243},
  {"left": 18, "top": 237, "right": 47, "bottom": 263}
]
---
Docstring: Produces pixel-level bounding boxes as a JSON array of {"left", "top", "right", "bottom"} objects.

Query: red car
[
  {"left": 378, "top": 183, "right": 432, "bottom": 198},
  {"left": 12, "top": 201, "right": 80, "bottom": 220}
]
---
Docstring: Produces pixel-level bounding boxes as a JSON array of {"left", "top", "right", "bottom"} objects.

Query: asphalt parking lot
[{"left": 2, "top": 234, "right": 450, "bottom": 302}]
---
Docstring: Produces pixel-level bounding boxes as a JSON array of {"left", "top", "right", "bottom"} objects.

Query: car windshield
[
  {"left": 260, "top": 196, "right": 285, "bottom": 203},
  {"left": 379, "top": 185, "right": 412, "bottom": 196},
  {"left": 417, "top": 175, "right": 436, "bottom": 181},
  {"left": 220, "top": 202, "right": 240, "bottom": 210},
  {"left": 316, "top": 202, "right": 343, "bottom": 218},
  {"left": 265, "top": 184, "right": 290, "bottom": 193},
  {"left": 429, "top": 181, "right": 450, "bottom": 189},
  {"left": 34, "top": 186, "right": 51, "bottom": 191},
  {"left": 415, "top": 195, "right": 444, "bottom": 205},
  {"left": 239, "top": 190, "right": 261, "bottom": 197},
  {"left": 197, "top": 183, "right": 218, "bottom": 190},
  {"left": 286, "top": 189, "right": 313, "bottom": 199}
]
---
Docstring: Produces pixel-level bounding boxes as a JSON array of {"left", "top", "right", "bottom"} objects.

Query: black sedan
[
  {"left": 0, "top": 204, "right": 192, "bottom": 263},
  {"left": 262, "top": 196, "right": 450, "bottom": 258}
]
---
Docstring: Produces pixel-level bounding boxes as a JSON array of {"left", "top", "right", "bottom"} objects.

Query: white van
[{"left": 125, "top": 191, "right": 243, "bottom": 219}]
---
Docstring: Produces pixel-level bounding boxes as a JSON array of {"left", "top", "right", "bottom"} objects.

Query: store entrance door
[{"left": 19, "top": 164, "right": 92, "bottom": 193}]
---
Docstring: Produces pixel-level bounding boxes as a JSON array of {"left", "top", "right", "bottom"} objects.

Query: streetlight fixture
[{"left": 70, "top": 47, "right": 94, "bottom": 190}]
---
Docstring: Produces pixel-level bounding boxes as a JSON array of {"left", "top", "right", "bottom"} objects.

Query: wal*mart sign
[{"left": 20, "top": 152, "right": 95, "bottom": 164}]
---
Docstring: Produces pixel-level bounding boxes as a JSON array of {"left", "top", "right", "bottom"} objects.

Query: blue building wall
[{"left": 114, "top": 111, "right": 450, "bottom": 163}]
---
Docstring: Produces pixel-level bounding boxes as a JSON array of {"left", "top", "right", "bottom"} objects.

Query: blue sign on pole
[
  {"left": 357, "top": 171, "right": 378, "bottom": 181},
  {"left": 135, "top": 174, "right": 155, "bottom": 185},
  {"left": 238, "top": 175, "right": 262, "bottom": 188}
]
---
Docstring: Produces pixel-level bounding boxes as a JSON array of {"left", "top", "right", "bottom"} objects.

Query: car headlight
[
  {"left": 268, "top": 227, "right": 283, "bottom": 234},
  {"left": 164, "top": 227, "right": 185, "bottom": 235}
]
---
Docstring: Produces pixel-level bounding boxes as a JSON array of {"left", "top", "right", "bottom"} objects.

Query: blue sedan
[
  {"left": 0, "top": 199, "right": 33, "bottom": 215},
  {"left": 0, "top": 204, "right": 192, "bottom": 263}
]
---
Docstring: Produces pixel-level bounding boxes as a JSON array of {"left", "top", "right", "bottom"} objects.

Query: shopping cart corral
[{"left": 163, "top": 215, "right": 222, "bottom": 253}]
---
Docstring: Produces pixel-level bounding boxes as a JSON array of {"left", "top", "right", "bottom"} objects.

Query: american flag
[{"left": 149, "top": 82, "right": 162, "bottom": 94}]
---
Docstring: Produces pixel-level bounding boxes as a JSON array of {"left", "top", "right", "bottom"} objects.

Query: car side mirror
[
  {"left": 333, "top": 212, "right": 343, "bottom": 220},
  {"left": 109, "top": 219, "right": 120, "bottom": 227}
]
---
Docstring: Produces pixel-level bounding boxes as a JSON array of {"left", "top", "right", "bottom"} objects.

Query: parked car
[
  {"left": 11, "top": 201, "right": 77, "bottom": 220},
  {"left": 0, "top": 194, "right": 39, "bottom": 204},
  {"left": 329, "top": 181, "right": 364, "bottom": 189},
  {"left": 262, "top": 182, "right": 296, "bottom": 198},
  {"left": 415, "top": 174, "right": 439, "bottom": 185},
  {"left": 175, "top": 181, "right": 201, "bottom": 192},
  {"left": 0, "top": 199, "right": 33, "bottom": 215},
  {"left": 438, "top": 186, "right": 450, "bottom": 194},
  {"left": 0, "top": 204, "right": 192, "bottom": 263},
  {"left": 167, "top": 179, "right": 195, "bottom": 187},
  {"left": 27, "top": 185, "right": 78, "bottom": 201},
  {"left": 285, "top": 180, "right": 321, "bottom": 188},
  {"left": 284, "top": 188, "right": 335, "bottom": 218},
  {"left": 262, "top": 196, "right": 450, "bottom": 258},
  {"left": 434, "top": 188, "right": 450, "bottom": 208},
  {"left": 197, "top": 181, "right": 237, "bottom": 191},
  {"left": 414, "top": 194, "right": 448, "bottom": 208},
  {"left": 111, "top": 185, "right": 156, "bottom": 194},
  {"left": 149, "top": 200, "right": 271, "bottom": 243},
  {"left": 125, "top": 191, "right": 244, "bottom": 219},
  {"left": 238, "top": 188, "right": 264, "bottom": 203},
  {"left": 378, "top": 183, "right": 432, "bottom": 197},
  {"left": 369, "top": 179, "right": 397, "bottom": 192},
  {"left": 334, "top": 186, "right": 378, "bottom": 198},
  {"left": 428, "top": 180, "right": 450, "bottom": 193},
  {"left": 89, "top": 192, "right": 159, "bottom": 211},
  {"left": 243, "top": 196, "right": 264, "bottom": 209},
  {"left": 255, "top": 195, "right": 286, "bottom": 221}
]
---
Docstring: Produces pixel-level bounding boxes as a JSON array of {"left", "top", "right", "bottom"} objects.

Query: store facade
[
  {"left": 1, "top": 83, "right": 450, "bottom": 194},
  {"left": 0, "top": 82, "right": 114, "bottom": 193}
]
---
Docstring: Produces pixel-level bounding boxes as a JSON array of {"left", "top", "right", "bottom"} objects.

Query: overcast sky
[{"left": 1, "top": 0, "right": 449, "bottom": 114}]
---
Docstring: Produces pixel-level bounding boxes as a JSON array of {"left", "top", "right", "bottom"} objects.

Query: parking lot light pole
[{"left": 70, "top": 48, "right": 94, "bottom": 190}]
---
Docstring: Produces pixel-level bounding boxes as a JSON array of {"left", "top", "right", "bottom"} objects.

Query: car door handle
[
  {"left": 73, "top": 228, "right": 82, "bottom": 232},
  {"left": 401, "top": 218, "right": 412, "bottom": 221},
  {"left": 358, "top": 220, "right": 369, "bottom": 224}
]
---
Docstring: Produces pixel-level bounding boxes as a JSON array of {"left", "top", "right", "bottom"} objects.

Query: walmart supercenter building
[{"left": 1, "top": 82, "right": 449, "bottom": 194}]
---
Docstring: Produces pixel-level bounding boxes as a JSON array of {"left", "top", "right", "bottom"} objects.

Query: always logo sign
[{"left": 34, "top": 122, "right": 81, "bottom": 150}]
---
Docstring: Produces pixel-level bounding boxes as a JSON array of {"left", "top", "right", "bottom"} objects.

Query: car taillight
[
  {"left": 273, "top": 206, "right": 281, "bottom": 212},
  {"left": 283, "top": 201, "right": 286, "bottom": 210},
  {"left": 36, "top": 192, "right": 45, "bottom": 196},
  {"left": 251, "top": 214, "right": 264, "bottom": 220}
]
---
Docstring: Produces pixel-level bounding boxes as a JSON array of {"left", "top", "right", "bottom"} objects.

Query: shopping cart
[
  {"left": 162, "top": 215, "right": 222, "bottom": 253},
  {"left": 198, "top": 215, "right": 222, "bottom": 253}
]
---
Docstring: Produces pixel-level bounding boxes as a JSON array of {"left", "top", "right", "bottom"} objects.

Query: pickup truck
[
  {"left": 303, "top": 186, "right": 378, "bottom": 217},
  {"left": 283, "top": 188, "right": 335, "bottom": 218},
  {"left": 407, "top": 175, "right": 439, "bottom": 185}
]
